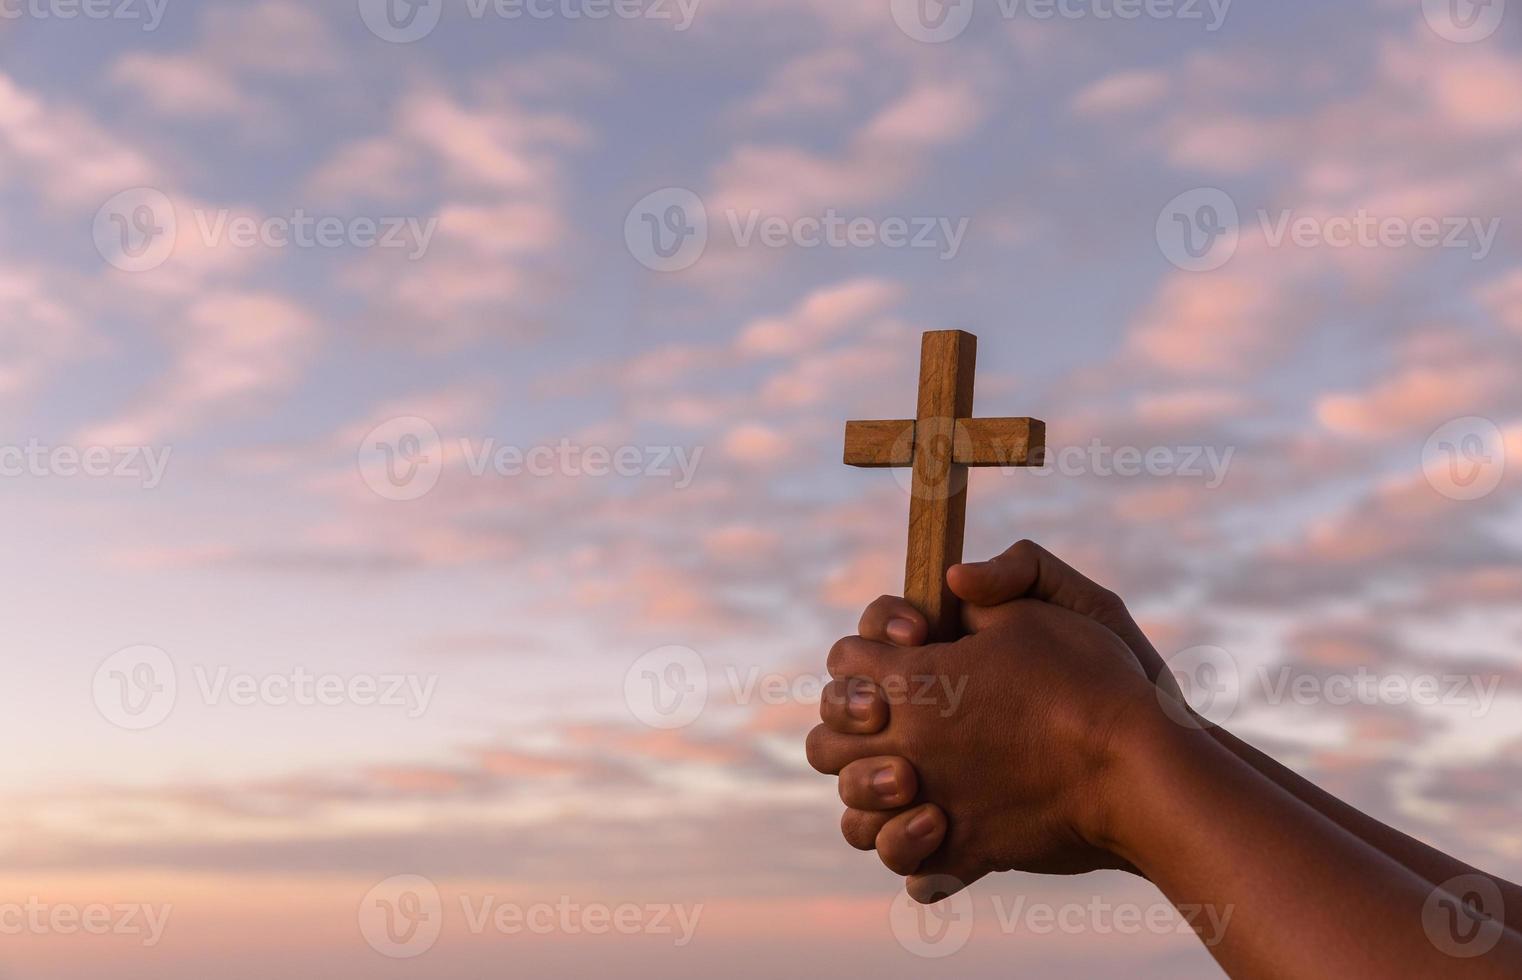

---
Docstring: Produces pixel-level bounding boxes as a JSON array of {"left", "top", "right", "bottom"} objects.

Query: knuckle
[
  {"left": 1009, "top": 538, "right": 1040, "bottom": 561},
  {"left": 1090, "top": 586, "right": 1127, "bottom": 615}
]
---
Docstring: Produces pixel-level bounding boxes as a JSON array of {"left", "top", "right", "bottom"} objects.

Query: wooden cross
[{"left": 843, "top": 330, "right": 1046, "bottom": 641}]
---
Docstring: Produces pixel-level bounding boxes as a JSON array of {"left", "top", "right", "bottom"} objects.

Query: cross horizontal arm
[
  {"left": 842, "top": 420, "right": 915, "bottom": 467},
  {"left": 955, "top": 417, "right": 1046, "bottom": 467},
  {"left": 843, "top": 418, "right": 1046, "bottom": 468}
]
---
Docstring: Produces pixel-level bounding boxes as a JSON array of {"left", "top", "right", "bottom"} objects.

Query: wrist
[{"left": 1075, "top": 689, "right": 1209, "bottom": 864}]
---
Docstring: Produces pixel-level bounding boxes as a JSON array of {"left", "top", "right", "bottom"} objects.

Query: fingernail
[
  {"left": 907, "top": 810, "right": 939, "bottom": 839},
  {"left": 847, "top": 687, "right": 874, "bottom": 721},
  {"left": 886, "top": 618, "right": 916, "bottom": 644},
  {"left": 871, "top": 767, "right": 898, "bottom": 797}
]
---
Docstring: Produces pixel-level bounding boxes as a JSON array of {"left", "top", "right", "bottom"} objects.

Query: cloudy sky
[{"left": 2, "top": 0, "right": 1521, "bottom": 975}]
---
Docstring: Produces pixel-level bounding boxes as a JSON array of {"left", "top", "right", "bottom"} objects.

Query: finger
[
  {"left": 858, "top": 595, "right": 928, "bottom": 647},
  {"left": 820, "top": 678, "right": 888, "bottom": 734},
  {"left": 841, "top": 807, "right": 899, "bottom": 850},
  {"left": 805, "top": 723, "right": 892, "bottom": 775},
  {"left": 877, "top": 804, "right": 947, "bottom": 876},
  {"left": 838, "top": 756, "right": 918, "bottom": 810},
  {"left": 826, "top": 634, "right": 900, "bottom": 683}
]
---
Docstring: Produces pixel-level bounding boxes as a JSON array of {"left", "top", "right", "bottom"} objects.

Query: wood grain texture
[
  {"left": 843, "top": 420, "right": 915, "bottom": 467},
  {"left": 953, "top": 417, "right": 1047, "bottom": 467},
  {"left": 905, "top": 330, "right": 977, "bottom": 641}
]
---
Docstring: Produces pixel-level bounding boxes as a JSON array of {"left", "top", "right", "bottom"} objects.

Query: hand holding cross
[{"left": 843, "top": 330, "right": 1046, "bottom": 641}]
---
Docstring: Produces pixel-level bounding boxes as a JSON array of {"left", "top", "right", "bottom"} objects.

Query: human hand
[
  {"left": 807, "top": 592, "right": 1156, "bottom": 902},
  {"left": 819, "top": 540, "right": 1175, "bottom": 890}
]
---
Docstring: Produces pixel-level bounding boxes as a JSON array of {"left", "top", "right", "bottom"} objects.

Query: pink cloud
[
  {"left": 1482, "top": 270, "right": 1522, "bottom": 336},
  {"left": 710, "top": 78, "right": 987, "bottom": 219},
  {"left": 0, "top": 72, "right": 158, "bottom": 206},
  {"left": 1316, "top": 331, "right": 1513, "bottom": 438},
  {"left": 1070, "top": 71, "right": 1171, "bottom": 116},
  {"left": 737, "top": 277, "right": 905, "bottom": 357},
  {"left": 79, "top": 291, "right": 317, "bottom": 445},
  {"left": 722, "top": 423, "right": 791, "bottom": 464}
]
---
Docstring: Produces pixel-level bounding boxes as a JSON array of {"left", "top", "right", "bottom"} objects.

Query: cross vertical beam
[{"left": 906, "top": 330, "right": 977, "bottom": 641}]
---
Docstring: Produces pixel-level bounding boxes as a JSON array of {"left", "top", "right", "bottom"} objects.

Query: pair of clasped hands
[
  {"left": 805, "top": 540, "right": 1522, "bottom": 979},
  {"left": 805, "top": 539, "right": 1164, "bottom": 903}
]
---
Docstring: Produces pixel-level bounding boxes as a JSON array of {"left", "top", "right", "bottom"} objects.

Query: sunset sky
[{"left": 3, "top": 0, "right": 1522, "bottom": 975}]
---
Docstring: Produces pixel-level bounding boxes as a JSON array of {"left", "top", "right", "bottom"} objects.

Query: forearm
[
  {"left": 1102, "top": 705, "right": 1522, "bottom": 978},
  {"left": 1205, "top": 722, "right": 1522, "bottom": 934}
]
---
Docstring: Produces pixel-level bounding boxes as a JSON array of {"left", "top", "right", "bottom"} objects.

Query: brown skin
[{"left": 808, "top": 540, "right": 1522, "bottom": 977}]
